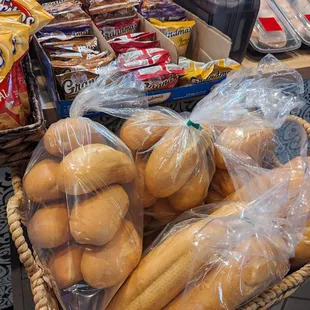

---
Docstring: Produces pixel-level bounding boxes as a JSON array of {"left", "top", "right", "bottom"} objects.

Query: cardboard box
[{"left": 34, "top": 11, "right": 232, "bottom": 119}]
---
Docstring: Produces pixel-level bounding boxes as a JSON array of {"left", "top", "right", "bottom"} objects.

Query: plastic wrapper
[
  {"left": 96, "top": 16, "right": 140, "bottom": 41},
  {"left": 179, "top": 57, "right": 241, "bottom": 86},
  {"left": 23, "top": 72, "right": 147, "bottom": 310},
  {"left": 136, "top": 63, "right": 185, "bottom": 91},
  {"left": 88, "top": 0, "right": 140, "bottom": 15},
  {"left": 107, "top": 175, "right": 310, "bottom": 310},
  {"left": 119, "top": 54, "right": 305, "bottom": 232},
  {"left": 138, "top": 0, "right": 186, "bottom": 21},
  {"left": 250, "top": 0, "right": 301, "bottom": 53},
  {"left": 42, "top": 0, "right": 91, "bottom": 28},
  {"left": 0, "top": 0, "right": 54, "bottom": 35},
  {"left": 273, "top": 0, "right": 310, "bottom": 46},
  {"left": 150, "top": 18, "right": 195, "bottom": 56},
  {"left": 108, "top": 55, "right": 310, "bottom": 309}
]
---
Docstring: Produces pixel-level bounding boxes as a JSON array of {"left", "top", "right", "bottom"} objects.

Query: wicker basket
[
  {"left": 7, "top": 115, "right": 310, "bottom": 310},
  {"left": 0, "top": 55, "right": 46, "bottom": 168}
]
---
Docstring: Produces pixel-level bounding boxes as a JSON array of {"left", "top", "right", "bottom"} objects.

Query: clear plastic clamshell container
[
  {"left": 250, "top": 0, "right": 301, "bottom": 53},
  {"left": 272, "top": 0, "right": 310, "bottom": 46}
]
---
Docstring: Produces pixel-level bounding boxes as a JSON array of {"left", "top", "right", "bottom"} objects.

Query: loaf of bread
[
  {"left": 145, "top": 127, "right": 198, "bottom": 198},
  {"left": 168, "top": 165, "right": 208, "bottom": 212},
  {"left": 44, "top": 118, "right": 105, "bottom": 157},
  {"left": 165, "top": 235, "right": 288, "bottom": 310},
  {"left": 48, "top": 244, "right": 83, "bottom": 289},
  {"left": 136, "top": 155, "right": 157, "bottom": 209},
  {"left": 24, "top": 159, "right": 64, "bottom": 203},
  {"left": 70, "top": 185, "right": 129, "bottom": 246},
  {"left": 81, "top": 220, "right": 142, "bottom": 288},
  {"left": 106, "top": 212, "right": 235, "bottom": 310},
  {"left": 28, "top": 203, "right": 71, "bottom": 248},
  {"left": 215, "top": 126, "right": 275, "bottom": 169},
  {"left": 57, "top": 144, "right": 136, "bottom": 195},
  {"left": 210, "top": 168, "right": 235, "bottom": 198},
  {"left": 120, "top": 110, "right": 173, "bottom": 151},
  {"left": 149, "top": 199, "right": 180, "bottom": 224}
]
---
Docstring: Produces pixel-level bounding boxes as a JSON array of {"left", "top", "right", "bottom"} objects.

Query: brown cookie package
[{"left": 37, "top": 0, "right": 115, "bottom": 99}]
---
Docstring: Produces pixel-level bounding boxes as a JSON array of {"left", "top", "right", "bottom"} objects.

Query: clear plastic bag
[
  {"left": 119, "top": 54, "right": 305, "bottom": 229},
  {"left": 106, "top": 148, "right": 310, "bottom": 310},
  {"left": 23, "top": 72, "right": 146, "bottom": 310},
  {"left": 107, "top": 55, "right": 310, "bottom": 310}
]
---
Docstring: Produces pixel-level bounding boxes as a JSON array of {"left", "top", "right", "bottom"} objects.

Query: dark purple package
[
  {"left": 138, "top": 1, "right": 186, "bottom": 21},
  {"left": 37, "top": 24, "right": 92, "bottom": 42}
]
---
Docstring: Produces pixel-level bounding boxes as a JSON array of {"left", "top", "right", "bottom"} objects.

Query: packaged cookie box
[{"left": 34, "top": 13, "right": 232, "bottom": 119}]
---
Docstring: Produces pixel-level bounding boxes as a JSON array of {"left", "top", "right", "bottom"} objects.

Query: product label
[{"left": 258, "top": 17, "right": 282, "bottom": 32}]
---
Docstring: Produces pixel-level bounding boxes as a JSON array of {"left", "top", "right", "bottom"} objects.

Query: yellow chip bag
[
  {"left": 150, "top": 18, "right": 195, "bottom": 56},
  {"left": 179, "top": 57, "right": 241, "bottom": 85},
  {"left": 0, "top": 11, "right": 22, "bottom": 22},
  {"left": 0, "top": 0, "right": 54, "bottom": 35},
  {"left": 0, "top": 19, "right": 31, "bottom": 118},
  {"left": 0, "top": 20, "right": 30, "bottom": 62}
]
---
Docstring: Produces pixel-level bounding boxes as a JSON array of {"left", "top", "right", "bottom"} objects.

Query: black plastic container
[{"left": 174, "top": 0, "right": 261, "bottom": 63}]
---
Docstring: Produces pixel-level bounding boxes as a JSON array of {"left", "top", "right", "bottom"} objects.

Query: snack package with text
[
  {"left": 0, "top": 0, "right": 54, "bottom": 35},
  {"left": 24, "top": 72, "right": 148, "bottom": 310}
]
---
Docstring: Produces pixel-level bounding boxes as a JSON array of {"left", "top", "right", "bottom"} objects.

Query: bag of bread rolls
[
  {"left": 108, "top": 159, "right": 310, "bottom": 310},
  {"left": 23, "top": 72, "right": 147, "bottom": 310}
]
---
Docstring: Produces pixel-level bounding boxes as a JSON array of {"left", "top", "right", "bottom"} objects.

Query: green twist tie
[{"left": 186, "top": 120, "right": 202, "bottom": 130}]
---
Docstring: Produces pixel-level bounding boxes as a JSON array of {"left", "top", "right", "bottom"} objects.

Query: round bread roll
[
  {"left": 136, "top": 156, "right": 157, "bottom": 209},
  {"left": 70, "top": 185, "right": 129, "bottom": 246},
  {"left": 28, "top": 203, "right": 71, "bottom": 248},
  {"left": 145, "top": 127, "right": 198, "bottom": 198},
  {"left": 215, "top": 126, "right": 275, "bottom": 169},
  {"left": 168, "top": 166, "right": 208, "bottom": 212},
  {"left": 24, "top": 159, "right": 64, "bottom": 203},
  {"left": 210, "top": 168, "right": 235, "bottom": 198},
  {"left": 43, "top": 118, "right": 105, "bottom": 158},
  {"left": 48, "top": 244, "right": 83, "bottom": 289},
  {"left": 150, "top": 199, "right": 180, "bottom": 225},
  {"left": 81, "top": 220, "right": 142, "bottom": 288},
  {"left": 57, "top": 144, "right": 136, "bottom": 195},
  {"left": 120, "top": 110, "right": 172, "bottom": 151}
]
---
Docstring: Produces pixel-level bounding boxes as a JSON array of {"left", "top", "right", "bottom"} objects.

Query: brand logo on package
[
  {"left": 63, "top": 76, "right": 98, "bottom": 96},
  {"left": 101, "top": 23, "right": 139, "bottom": 40},
  {"left": 0, "top": 0, "right": 35, "bottom": 25},
  {"left": 0, "top": 50, "right": 4, "bottom": 69}
]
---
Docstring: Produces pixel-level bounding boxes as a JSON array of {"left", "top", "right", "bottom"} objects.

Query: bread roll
[
  {"left": 215, "top": 126, "right": 275, "bottom": 169},
  {"left": 81, "top": 220, "right": 142, "bottom": 288},
  {"left": 28, "top": 203, "right": 70, "bottom": 248},
  {"left": 145, "top": 127, "right": 198, "bottom": 198},
  {"left": 120, "top": 110, "right": 172, "bottom": 151},
  {"left": 44, "top": 118, "right": 105, "bottom": 158},
  {"left": 24, "top": 159, "right": 64, "bottom": 202},
  {"left": 57, "top": 144, "right": 136, "bottom": 195},
  {"left": 227, "top": 157, "right": 308, "bottom": 203},
  {"left": 70, "top": 185, "right": 129, "bottom": 246},
  {"left": 48, "top": 244, "right": 83, "bottom": 289},
  {"left": 205, "top": 189, "right": 224, "bottom": 204},
  {"left": 168, "top": 166, "right": 208, "bottom": 212},
  {"left": 106, "top": 215, "right": 233, "bottom": 310},
  {"left": 165, "top": 236, "right": 288, "bottom": 310},
  {"left": 291, "top": 222, "right": 310, "bottom": 269},
  {"left": 136, "top": 156, "right": 157, "bottom": 209},
  {"left": 210, "top": 168, "right": 235, "bottom": 198},
  {"left": 150, "top": 199, "right": 180, "bottom": 225}
]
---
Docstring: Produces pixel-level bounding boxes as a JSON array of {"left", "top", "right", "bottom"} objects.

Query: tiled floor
[{"left": 272, "top": 280, "right": 310, "bottom": 310}]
